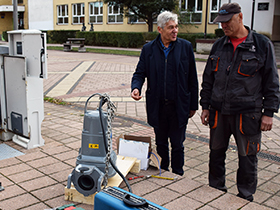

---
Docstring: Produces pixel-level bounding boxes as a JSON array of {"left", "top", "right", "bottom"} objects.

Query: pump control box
[{"left": 0, "top": 30, "right": 47, "bottom": 149}]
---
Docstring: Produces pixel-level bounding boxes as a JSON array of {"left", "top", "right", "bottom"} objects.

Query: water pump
[{"left": 67, "top": 93, "right": 117, "bottom": 196}]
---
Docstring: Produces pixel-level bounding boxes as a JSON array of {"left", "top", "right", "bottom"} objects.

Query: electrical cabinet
[
  {"left": 0, "top": 45, "right": 13, "bottom": 141},
  {"left": 0, "top": 30, "right": 47, "bottom": 149}
]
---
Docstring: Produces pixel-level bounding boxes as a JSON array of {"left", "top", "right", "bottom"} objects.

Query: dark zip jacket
[
  {"left": 200, "top": 27, "right": 280, "bottom": 117},
  {"left": 131, "top": 35, "right": 198, "bottom": 128}
]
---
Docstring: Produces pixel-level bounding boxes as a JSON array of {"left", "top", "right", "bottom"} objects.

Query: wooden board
[
  {"left": 65, "top": 187, "right": 96, "bottom": 205},
  {"left": 107, "top": 155, "right": 137, "bottom": 186},
  {"left": 65, "top": 155, "right": 137, "bottom": 205},
  {"left": 130, "top": 159, "right": 141, "bottom": 174}
]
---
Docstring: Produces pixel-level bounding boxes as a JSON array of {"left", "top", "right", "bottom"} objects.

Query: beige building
[
  {"left": 0, "top": 0, "right": 28, "bottom": 35},
  {"left": 1, "top": 0, "right": 279, "bottom": 42},
  {"left": 53, "top": 0, "right": 219, "bottom": 34}
]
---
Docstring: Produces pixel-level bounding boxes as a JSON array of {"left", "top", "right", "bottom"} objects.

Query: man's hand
[
  {"left": 189, "top": 110, "right": 196, "bottom": 118},
  {"left": 131, "top": 89, "right": 142, "bottom": 101},
  {"left": 201, "top": 109, "right": 210, "bottom": 126},
  {"left": 261, "top": 115, "right": 273, "bottom": 131}
]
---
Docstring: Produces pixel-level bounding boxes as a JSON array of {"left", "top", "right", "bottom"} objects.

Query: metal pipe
[
  {"left": 251, "top": 0, "right": 255, "bottom": 30},
  {"left": 204, "top": 0, "right": 209, "bottom": 39},
  {"left": 13, "top": 0, "right": 18, "bottom": 30}
]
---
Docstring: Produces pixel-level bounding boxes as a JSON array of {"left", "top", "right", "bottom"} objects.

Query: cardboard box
[
  {"left": 119, "top": 139, "right": 149, "bottom": 170},
  {"left": 116, "top": 134, "right": 161, "bottom": 170}
]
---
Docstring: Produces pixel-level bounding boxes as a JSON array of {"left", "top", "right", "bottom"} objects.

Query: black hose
[{"left": 98, "top": 96, "right": 133, "bottom": 193}]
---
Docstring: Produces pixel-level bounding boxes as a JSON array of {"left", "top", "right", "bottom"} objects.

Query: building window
[
  {"left": 129, "top": 15, "right": 145, "bottom": 24},
  {"left": 18, "top": 0, "right": 23, "bottom": 4},
  {"left": 57, "top": 5, "right": 68, "bottom": 25},
  {"left": 108, "top": 5, "right": 123, "bottom": 23},
  {"left": 73, "top": 3, "right": 85, "bottom": 24},
  {"left": 210, "top": 0, "right": 221, "bottom": 23},
  {"left": 89, "top": 2, "right": 103, "bottom": 23},
  {"left": 180, "top": 0, "right": 202, "bottom": 23},
  {"left": 129, "top": 8, "right": 145, "bottom": 24}
]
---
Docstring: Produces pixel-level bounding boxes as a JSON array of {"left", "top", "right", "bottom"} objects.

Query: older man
[
  {"left": 200, "top": 3, "right": 280, "bottom": 201},
  {"left": 131, "top": 11, "right": 198, "bottom": 175}
]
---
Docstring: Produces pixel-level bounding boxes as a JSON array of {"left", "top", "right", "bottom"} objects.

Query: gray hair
[{"left": 157, "top": 11, "right": 178, "bottom": 29}]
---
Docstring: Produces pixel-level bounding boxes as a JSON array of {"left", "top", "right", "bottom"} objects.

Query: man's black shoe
[
  {"left": 161, "top": 167, "right": 169, "bottom": 172},
  {"left": 209, "top": 184, "right": 227, "bottom": 193},
  {"left": 172, "top": 171, "right": 184, "bottom": 176},
  {"left": 237, "top": 193, "right": 253, "bottom": 202}
]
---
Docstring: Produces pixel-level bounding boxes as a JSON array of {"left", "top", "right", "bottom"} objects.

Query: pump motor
[{"left": 67, "top": 93, "right": 117, "bottom": 196}]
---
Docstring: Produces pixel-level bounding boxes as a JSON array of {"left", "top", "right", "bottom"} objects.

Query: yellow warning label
[{"left": 89, "top": 144, "right": 99, "bottom": 149}]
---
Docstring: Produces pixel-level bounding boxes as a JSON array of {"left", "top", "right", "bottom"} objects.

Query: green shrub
[
  {"left": 178, "top": 33, "right": 216, "bottom": 49},
  {"left": 47, "top": 30, "right": 79, "bottom": 44},
  {"left": 44, "top": 30, "right": 217, "bottom": 49},
  {"left": 215, "top": 28, "right": 225, "bottom": 38},
  {"left": 143, "top": 32, "right": 158, "bottom": 41},
  {"left": 76, "top": 31, "right": 145, "bottom": 48},
  {"left": 142, "top": 32, "right": 216, "bottom": 49}
]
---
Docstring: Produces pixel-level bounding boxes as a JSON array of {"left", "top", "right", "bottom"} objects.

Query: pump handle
[
  {"left": 123, "top": 194, "right": 148, "bottom": 208},
  {"left": 84, "top": 93, "right": 106, "bottom": 114}
]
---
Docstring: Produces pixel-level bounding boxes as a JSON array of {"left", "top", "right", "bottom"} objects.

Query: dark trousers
[
  {"left": 209, "top": 111, "right": 261, "bottom": 200},
  {"left": 154, "top": 101, "right": 186, "bottom": 175}
]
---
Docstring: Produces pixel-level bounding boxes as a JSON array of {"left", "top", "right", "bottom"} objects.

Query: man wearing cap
[{"left": 200, "top": 3, "right": 280, "bottom": 202}]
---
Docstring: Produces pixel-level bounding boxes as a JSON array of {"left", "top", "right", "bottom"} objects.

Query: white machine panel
[
  {"left": 4, "top": 56, "right": 28, "bottom": 137},
  {"left": 0, "top": 45, "right": 13, "bottom": 141},
  {"left": 0, "top": 30, "right": 46, "bottom": 149}
]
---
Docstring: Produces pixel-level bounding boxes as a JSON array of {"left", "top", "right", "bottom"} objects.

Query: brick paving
[{"left": 0, "top": 46, "right": 280, "bottom": 209}]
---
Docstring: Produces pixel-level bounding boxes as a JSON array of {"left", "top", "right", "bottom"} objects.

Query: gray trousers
[{"left": 208, "top": 110, "right": 261, "bottom": 199}]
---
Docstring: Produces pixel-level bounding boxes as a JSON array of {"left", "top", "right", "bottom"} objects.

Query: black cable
[{"left": 98, "top": 96, "right": 133, "bottom": 193}]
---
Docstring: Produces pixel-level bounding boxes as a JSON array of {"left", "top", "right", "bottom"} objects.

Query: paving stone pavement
[{"left": 0, "top": 47, "right": 280, "bottom": 210}]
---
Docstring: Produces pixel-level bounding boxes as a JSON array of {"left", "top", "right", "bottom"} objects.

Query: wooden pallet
[{"left": 65, "top": 155, "right": 138, "bottom": 205}]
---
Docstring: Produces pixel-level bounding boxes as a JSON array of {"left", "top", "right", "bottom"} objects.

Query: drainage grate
[
  {"left": 257, "top": 152, "right": 280, "bottom": 162},
  {"left": 0, "top": 144, "right": 24, "bottom": 161}
]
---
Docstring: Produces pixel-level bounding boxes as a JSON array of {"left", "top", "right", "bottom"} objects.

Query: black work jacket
[
  {"left": 131, "top": 35, "right": 198, "bottom": 128},
  {"left": 200, "top": 27, "right": 280, "bottom": 116}
]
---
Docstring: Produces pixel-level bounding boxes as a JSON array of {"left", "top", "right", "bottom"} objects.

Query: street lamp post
[
  {"left": 251, "top": 0, "right": 255, "bottom": 30},
  {"left": 13, "top": 0, "right": 18, "bottom": 30},
  {"left": 204, "top": 0, "right": 209, "bottom": 39}
]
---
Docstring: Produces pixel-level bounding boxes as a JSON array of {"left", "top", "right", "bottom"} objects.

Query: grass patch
[
  {"left": 196, "top": 58, "right": 207, "bottom": 62},
  {"left": 44, "top": 96, "right": 70, "bottom": 105},
  {"left": 47, "top": 46, "right": 141, "bottom": 57}
]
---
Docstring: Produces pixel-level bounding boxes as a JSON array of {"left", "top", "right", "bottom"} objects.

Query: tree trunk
[
  {"left": 148, "top": 23, "right": 153, "bottom": 32},
  {"left": 147, "top": 15, "right": 153, "bottom": 32}
]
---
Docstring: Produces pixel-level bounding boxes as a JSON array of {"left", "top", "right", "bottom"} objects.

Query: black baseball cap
[{"left": 213, "top": 3, "right": 241, "bottom": 23}]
